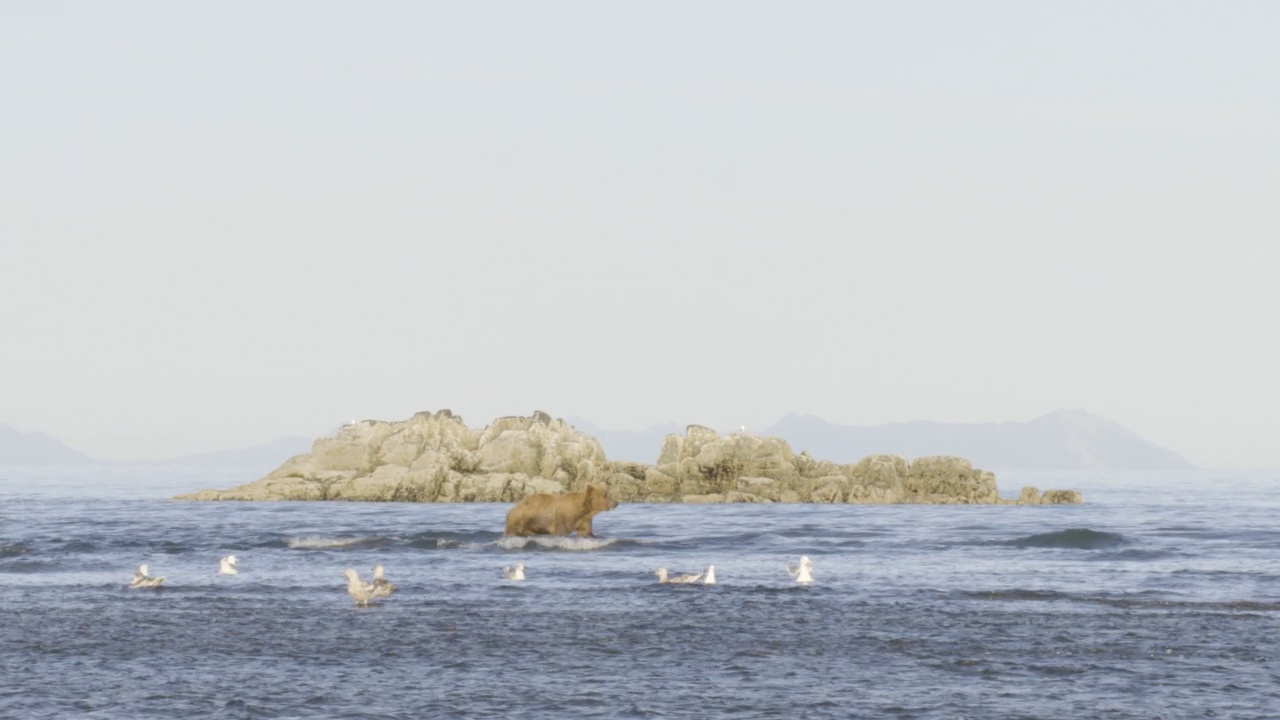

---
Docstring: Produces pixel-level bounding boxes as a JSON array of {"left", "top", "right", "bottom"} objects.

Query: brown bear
[{"left": 503, "top": 484, "right": 618, "bottom": 537}]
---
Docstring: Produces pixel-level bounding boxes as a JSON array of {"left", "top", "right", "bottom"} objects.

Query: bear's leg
[{"left": 574, "top": 515, "right": 594, "bottom": 537}]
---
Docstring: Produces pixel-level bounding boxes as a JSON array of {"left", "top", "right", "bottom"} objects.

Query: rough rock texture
[
  {"left": 178, "top": 410, "right": 606, "bottom": 502},
  {"left": 1017, "top": 486, "right": 1043, "bottom": 505},
  {"left": 1040, "top": 489, "right": 1084, "bottom": 505},
  {"left": 177, "top": 411, "right": 1083, "bottom": 505}
]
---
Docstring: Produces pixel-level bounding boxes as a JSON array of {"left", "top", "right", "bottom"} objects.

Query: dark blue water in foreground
[{"left": 2, "top": 467, "right": 1278, "bottom": 719}]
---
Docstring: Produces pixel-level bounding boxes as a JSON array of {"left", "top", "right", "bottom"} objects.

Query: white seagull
[
  {"left": 130, "top": 564, "right": 165, "bottom": 589},
  {"left": 503, "top": 562, "right": 526, "bottom": 581},
  {"left": 654, "top": 567, "right": 710, "bottom": 584},
  {"left": 370, "top": 563, "right": 395, "bottom": 598},
  {"left": 786, "top": 555, "right": 814, "bottom": 584},
  {"left": 344, "top": 568, "right": 383, "bottom": 606},
  {"left": 218, "top": 555, "right": 238, "bottom": 575}
]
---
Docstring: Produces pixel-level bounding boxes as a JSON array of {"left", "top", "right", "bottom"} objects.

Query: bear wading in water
[{"left": 503, "top": 484, "right": 618, "bottom": 537}]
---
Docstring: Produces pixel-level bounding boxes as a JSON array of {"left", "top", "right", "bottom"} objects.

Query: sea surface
[{"left": 1, "top": 466, "right": 1277, "bottom": 719}]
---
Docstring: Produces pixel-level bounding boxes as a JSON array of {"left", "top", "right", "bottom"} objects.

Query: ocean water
[{"left": 1, "top": 466, "right": 1277, "bottom": 719}]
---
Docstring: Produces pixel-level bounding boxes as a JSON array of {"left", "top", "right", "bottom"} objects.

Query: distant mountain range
[
  {"left": 3, "top": 409, "right": 1193, "bottom": 471},
  {"left": 575, "top": 409, "right": 1194, "bottom": 470},
  {"left": 150, "top": 436, "right": 315, "bottom": 467},
  {"left": 0, "top": 425, "right": 313, "bottom": 469},
  {"left": 0, "top": 423, "right": 95, "bottom": 464},
  {"left": 760, "top": 409, "right": 1195, "bottom": 471}
]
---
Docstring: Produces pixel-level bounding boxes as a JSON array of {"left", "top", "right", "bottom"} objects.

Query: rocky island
[{"left": 176, "top": 410, "right": 1082, "bottom": 505}]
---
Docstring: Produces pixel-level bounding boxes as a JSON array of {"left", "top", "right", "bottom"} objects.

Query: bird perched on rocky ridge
[
  {"left": 503, "top": 562, "right": 526, "bottom": 581},
  {"left": 786, "top": 555, "right": 814, "bottom": 583},
  {"left": 130, "top": 564, "right": 165, "bottom": 589}
]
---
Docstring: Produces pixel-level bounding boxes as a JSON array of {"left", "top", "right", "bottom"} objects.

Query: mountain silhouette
[
  {"left": 763, "top": 409, "right": 1193, "bottom": 470},
  {"left": 0, "top": 424, "right": 95, "bottom": 464}
]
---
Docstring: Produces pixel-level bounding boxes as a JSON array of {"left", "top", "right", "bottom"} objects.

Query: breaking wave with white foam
[
  {"left": 494, "top": 535, "right": 624, "bottom": 552},
  {"left": 286, "top": 536, "right": 380, "bottom": 550}
]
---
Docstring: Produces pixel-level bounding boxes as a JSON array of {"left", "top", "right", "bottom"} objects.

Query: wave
[
  {"left": 218, "top": 699, "right": 279, "bottom": 718},
  {"left": 405, "top": 531, "right": 501, "bottom": 550},
  {"left": 55, "top": 540, "right": 98, "bottom": 554},
  {"left": 0, "top": 560, "right": 49, "bottom": 573},
  {"left": 281, "top": 531, "right": 637, "bottom": 552},
  {"left": 1005, "top": 528, "right": 1127, "bottom": 549},
  {"left": 158, "top": 540, "right": 193, "bottom": 555},
  {"left": 1170, "top": 568, "right": 1255, "bottom": 577},
  {"left": 1097, "top": 598, "right": 1280, "bottom": 612},
  {"left": 965, "top": 588, "right": 1280, "bottom": 612},
  {"left": 1085, "top": 548, "right": 1175, "bottom": 562},
  {"left": 0, "top": 543, "right": 32, "bottom": 558},
  {"left": 285, "top": 536, "right": 385, "bottom": 550},
  {"left": 494, "top": 536, "right": 636, "bottom": 552},
  {"left": 41, "top": 538, "right": 200, "bottom": 555},
  {"left": 965, "top": 588, "right": 1072, "bottom": 602}
]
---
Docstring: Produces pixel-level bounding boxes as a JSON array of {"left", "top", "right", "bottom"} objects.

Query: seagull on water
[
  {"left": 654, "top": 567, "right": 713, "bottom": 584},
  {"left": 370, "top": 563, "right": 395, "bottom": 598},
  {"left": 344, "top": 568, "right": 379, "bottom": 606},
  {"left": 786, "top": 555, "right": 814, "bottom": 584},
  {"left": 218, "top": 555, "right": 238, "bottom": 575},
  {"left": 130, "top": 564, "right": 165, "bottom": 589},
  {"left": 503, "top": 562, "right": 526, "bottom": 581}
]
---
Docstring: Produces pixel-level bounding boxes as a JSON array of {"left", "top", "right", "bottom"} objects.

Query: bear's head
[{"left": 584, "top": 484, "right": 618, "bottom": 513}]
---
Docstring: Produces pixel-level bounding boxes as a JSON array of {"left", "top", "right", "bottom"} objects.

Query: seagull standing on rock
[
  {"left": 218, "top": 555, "right": 238, "bottom": 575},
  {"left": 503, "top": 562, "right": 526, "bottom": 581},
  {"left": 130, "top": 564, "right": 165, "bottom": 589},
  {"left": 786, "top": 555, "right": 814, "bottom": 584}
]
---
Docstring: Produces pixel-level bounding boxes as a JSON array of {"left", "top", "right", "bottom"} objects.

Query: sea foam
[
  {"left": 286, "top": 536, "right": 378, "bottom": 550},
  {"left": 494, "top": 536, "right": 621, "bottom": 552}
]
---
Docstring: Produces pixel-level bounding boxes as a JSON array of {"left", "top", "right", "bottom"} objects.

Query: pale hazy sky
[{"left": 2, "top": 3, "right": 1277, "bottom": 468}]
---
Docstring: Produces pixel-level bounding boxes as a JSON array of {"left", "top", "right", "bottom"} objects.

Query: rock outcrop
[
  {"left": 178, "top": 410, "right": 605, "bottom": 502},
  {"left": 177, "top": 410, "right": 1083, "bottom": 505}
]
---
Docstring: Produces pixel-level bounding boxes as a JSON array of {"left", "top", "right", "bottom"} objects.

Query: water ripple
[{"left": 1, "top": 468, "right": 1277, "bottom": 718}]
